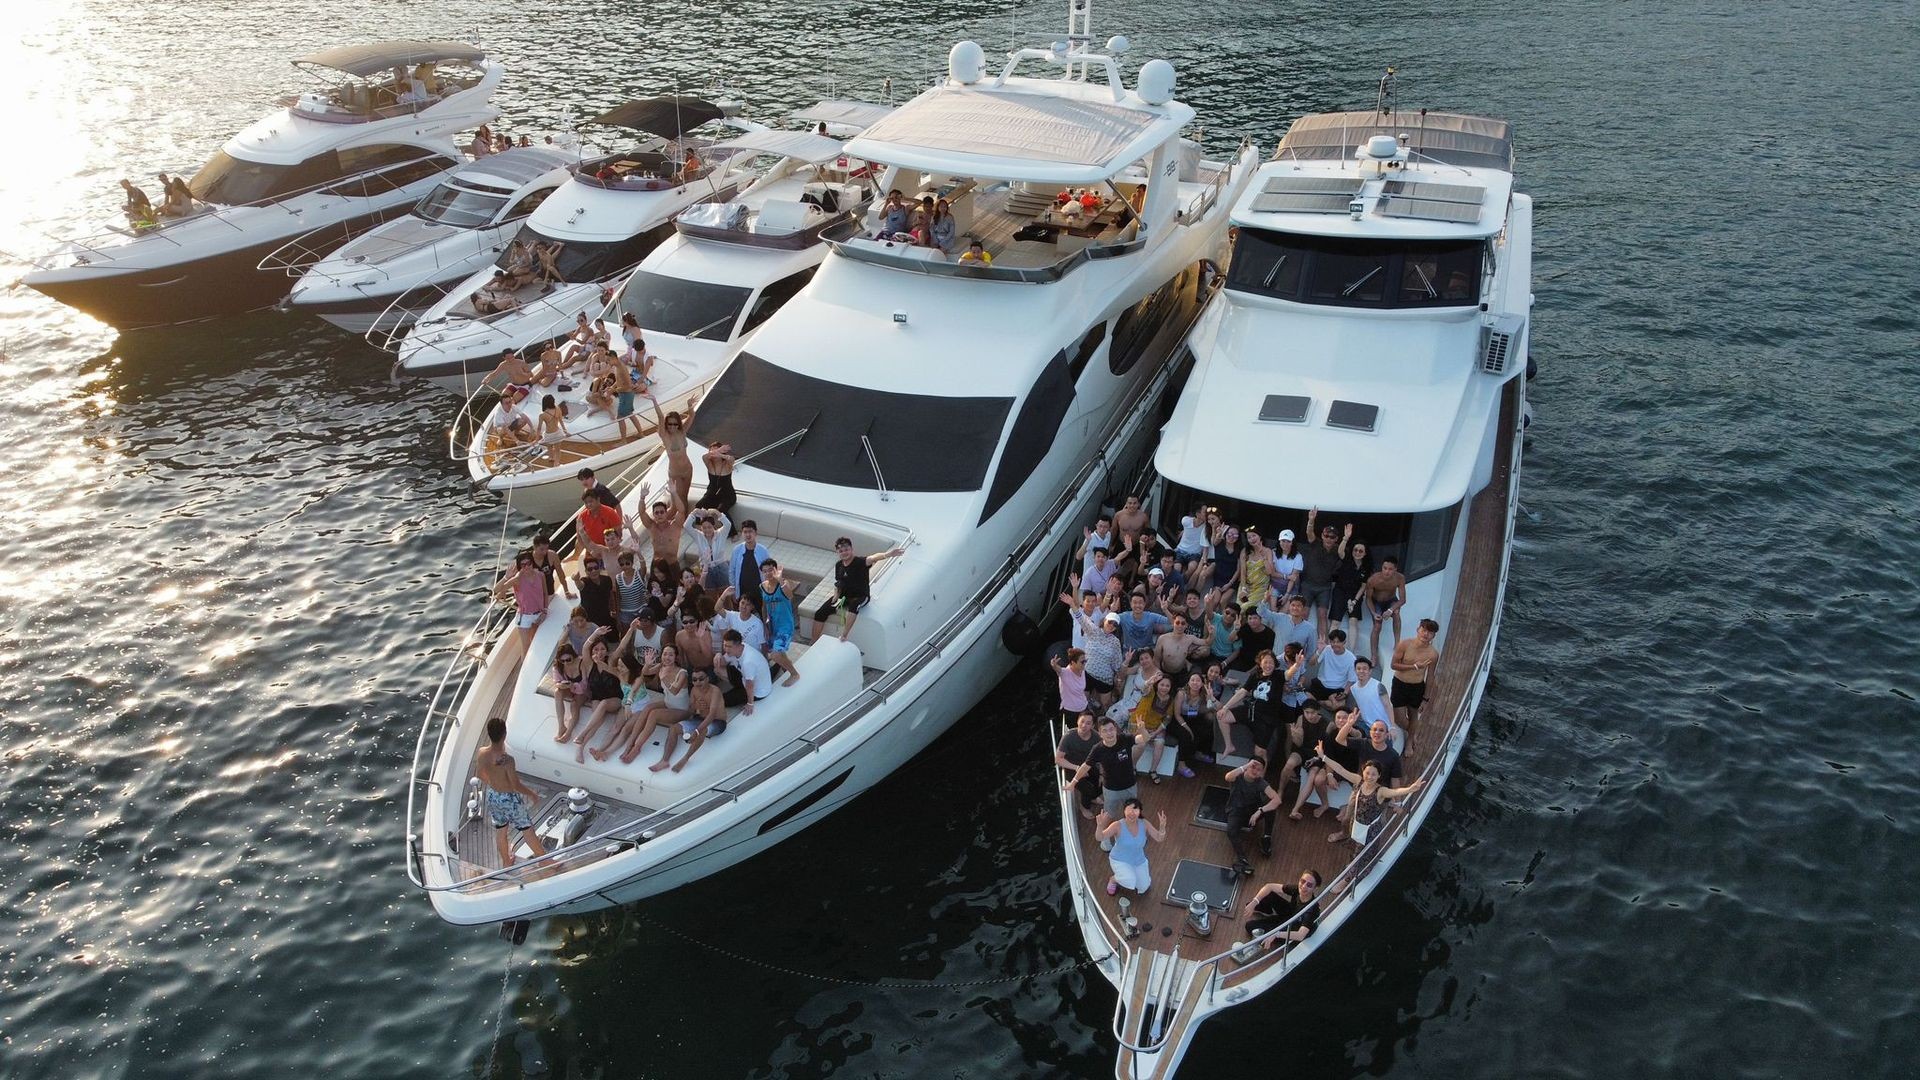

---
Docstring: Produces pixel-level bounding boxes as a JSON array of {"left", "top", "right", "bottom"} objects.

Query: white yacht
[
  {"left": 405, "top": 18, "right": 1258, "bottom": 925},
  {"left": 271, "top": 146, "right": 575, "bottom": 334},
  {"left": 456, "top": 119, "right": 888, "bottom": 522},
  {"left": 1052, "top": 105, "right": 1531, "bottom": 1078},
  {"left": 389, "top": 96, "right": 763, "bottom": 392},
  {"left": 20, "top": 41, "right": 500, "bottom": 330}
]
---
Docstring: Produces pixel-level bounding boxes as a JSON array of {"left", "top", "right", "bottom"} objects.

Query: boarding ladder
[{"left": 1110, "top": 947, "right": 1213, "bottom": 1080}]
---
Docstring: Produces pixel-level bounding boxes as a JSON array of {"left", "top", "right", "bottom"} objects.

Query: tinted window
[
  {"left": 416, "top": 182, "right": 509, "bottom": 227},
  {"left": 337, "top": 144, "right": 435, "bottom": 174},
  {"left": 691, "top": 353, "right": 1011, "bottom": 492},
  {"left": 1228, "top": 229, "right": 1482, "bottom": 308},
  {"left": 505, "top": 223, "right": 673, "bottom": 284},
  {"left": 189, "top": 150, "right": 343, "bottom": 204},
  {"left": 613, "top": 270, "right": 752, "bottom": 341},
  {"left": 506, "top": 187, "right": 554, "bottom": 220},
  {"left": 1068, "top": 321, "right": 1107, "bottom": 381},
  {"left": 981, "top": 349, "right": 1075, "bottom": 522},
  {"left": 357, "top": 156, "right": 453, "bottom": 196},
  {"left": 740, "top": 268, "right": 816, "bottom": 334},
  {"left": 1108, "top": 273, "right": 1186, "bottom": 376}
]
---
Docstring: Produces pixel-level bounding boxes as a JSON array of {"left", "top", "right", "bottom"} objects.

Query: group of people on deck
[
  {"left": 1053, "top": 497, "right": 1446, "bottom": 950},
  {"left": 483, "top": 309, "right": 684, "bottom": 464},
  {"left": 491, "top": 458, "right": 905, "bottom": 783},
  {"left": 118, "top": 175, "right": 197, "bottom": 230}
]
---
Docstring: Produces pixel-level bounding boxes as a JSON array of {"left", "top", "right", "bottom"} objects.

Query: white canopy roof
[
  {"left": 710, "top": 129, "right": 848, "bottom": 164},
  {"left": 845, "top": 81, "right": 1190, "bottom": 184},
  {"left": 791, "top": 100, "right": 895, "bottom": 130}
]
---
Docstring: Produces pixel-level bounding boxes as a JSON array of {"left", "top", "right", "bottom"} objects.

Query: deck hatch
[
  {"left": 1250, "top": 176, "right": 1364, "bottom": 214},
  {"left": 1378, "top": 180, "right": 1486, "bottom": 224},
  {"left": 1257, "top": 394, "right": 1311, "bottom": 423},
  {"left": 1326, "top": 399, "right": 1379, "bottom": 432}
]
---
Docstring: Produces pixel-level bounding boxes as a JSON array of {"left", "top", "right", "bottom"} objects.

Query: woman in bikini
[{"left": 651, "top": 392, "right": 700, "bottom": 506}]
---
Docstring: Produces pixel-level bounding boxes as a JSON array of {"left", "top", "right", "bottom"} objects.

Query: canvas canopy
[
  {"left": 790, "top": 100, "right": 896, "bottom": 130},
  {"left": 1278, "top": 111, "right": 1513, "bottom": 172},
  {"left": 294, "top": 41, "right": 485, "bottom": 78},
  {"left": 590, "top": 97, "right": 727, "bottom": 139},
  {"left": 709, "top": 129, "right": 848, "bottom": 165},
  {"left": 848, "top": 86, "right": 1173, "bottom": 182}
]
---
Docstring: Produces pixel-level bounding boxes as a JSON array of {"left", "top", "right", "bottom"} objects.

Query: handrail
[
  {"left": 406, "top": 257, "right": 1228, "bottom": 896},
  {"left": 372, "top": 276, "right": 608, "bottom": 355},
  {"left": 1185, "top": 384, "right": 1524, "bottom": 987}
]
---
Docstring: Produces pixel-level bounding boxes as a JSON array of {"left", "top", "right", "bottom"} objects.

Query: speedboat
[
  {"left": 404, "top": 14, "right": 1258, "bottom": 925},
  {"left": 388, "top": 96, "right": 764, "bottom": 393},
  {"left": 271, "top": 146, "right": 575, "bottom": 334},
  {"left": 1052, "top": 100, "right": 1532, "bottom": 1078},
  {"left": 19, "top": 41, "right": 500, "bottom": 330},
  {"left": 454, "top": 113, "right": 890, "bottom": 522}
]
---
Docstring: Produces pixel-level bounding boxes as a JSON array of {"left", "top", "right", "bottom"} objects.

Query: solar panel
[
  {"left": 1326, "top": 400, "right": 1379, "bottom": 433},
  {"left": 1378, "top": 180, "right": 1486, "bottom": 224},
  {"left": 1251, "top": 176, "right": 1363, "bottom": 215},
  {"left": 1258, "top": 394, "right": 1311, "bottom": 423}
]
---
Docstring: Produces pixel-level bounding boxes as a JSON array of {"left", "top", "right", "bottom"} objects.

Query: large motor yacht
[
  {"left": 455, "top": 115, "right": 890, "bottom": 522},
  {"left": 20, "top": 41, "right": 501, "bottom": 330},
  {"left": 1052, "top": 105, "right": 1532, "bottom": 1078},
  {"left": 405, "top": 18, "right": 1258, "bottom": 925},
  {"left": 271, "top": 145, "right": 576, "bottom": 334},
  {"left": 388, "top": 96, "right": 763, "bottom": 392}
]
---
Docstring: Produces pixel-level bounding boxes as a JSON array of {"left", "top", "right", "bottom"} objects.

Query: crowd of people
[
  {"left": 481, "top": 311, "right": 697, "bottom": 467},
  {"left": 493, "top": 468, "right": 904, "bottom": 774},
  {"left": 1053, "top": 496, "right": 1447, "bottom": 948}
]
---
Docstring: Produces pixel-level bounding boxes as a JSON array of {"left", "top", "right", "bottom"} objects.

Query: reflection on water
[{"left": 3, "top": 0, "right": 1919, "bottom": 1077}]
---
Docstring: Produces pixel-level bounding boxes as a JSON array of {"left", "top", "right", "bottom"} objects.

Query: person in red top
[{"left": 578, "top": 490, "right": 623, "bottom": 566}]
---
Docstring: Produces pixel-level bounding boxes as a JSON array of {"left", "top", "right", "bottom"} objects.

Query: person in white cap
[{"left": 1270, "top": 528, "right": 1303, "bottom": 607}]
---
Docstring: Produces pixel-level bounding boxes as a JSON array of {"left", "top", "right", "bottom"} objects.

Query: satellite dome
[
  {"left": 1136, "top": 59, "right": 1175, "bottom": 105},
  {"left": 949, "top": 41, "right": 986, "bottom": 85}
]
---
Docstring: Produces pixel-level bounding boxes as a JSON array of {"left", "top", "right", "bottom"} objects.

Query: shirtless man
[
  {"left": 675, "top": 604, "right": 717, "bottom": 672},
  {"left": 488, "top": 348, "right": 537, "bottom": 393},
  {"left": 633, "top": 483, "right": 686, "bottom": 563},
  {"left": 1390, "top": 618, "right": 1441, "bottom": 731},
  {"left": 1363, "top": 555, "right": 1408, "bottom": 661},
  {"left": 473, "top": 717, "right": 549, "bottom": 869},
  {"left": 654, "top": 667, "right": 729, "bottom": 773},
  {"left": 1151, "top": 614, "right": 1208, "bottom": 680},
  {"left": 1113, "top": 495, "right": 1150, "bottom": 565}
]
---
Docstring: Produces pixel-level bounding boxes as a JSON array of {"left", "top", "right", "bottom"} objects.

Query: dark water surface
[{"left": 2, "top": 0, "right": 1916, "bottom": 1077}]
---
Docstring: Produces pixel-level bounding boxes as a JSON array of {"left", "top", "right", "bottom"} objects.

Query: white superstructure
[
  {"left": 406, "top": 18, "right": 1257, "bottom": 926},
  {"left": 1054, "top": 104, "right": 1533, "bottom": 1079},
  {"left": 20, "top": 41, "right": 501, "bottom": 330},
  {"left": 275, "top": 146, "right": 575, "bottom": 334}
]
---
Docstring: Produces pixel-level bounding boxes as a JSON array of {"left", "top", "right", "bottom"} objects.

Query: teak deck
[{"left": 1073, "top": 382, "right": 1519, "bottom": 963}]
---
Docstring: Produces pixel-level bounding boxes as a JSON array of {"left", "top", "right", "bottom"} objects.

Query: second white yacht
[{"left": 405, "top": 18, "right": 1257, "bottom": 925}]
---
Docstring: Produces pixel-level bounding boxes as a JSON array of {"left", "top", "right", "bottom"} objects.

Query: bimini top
[
  {"left": 294, "top": 40, "right": 486, "bottom": 78},
  {"left": 846, "top": 79, "right": 1190, "bottom": 185},
  {"left": 1278, "top": 111, "right": 1512, "bottom": 172},
  {"left": 449, "top": 146, "right": 575, "bottom": 188},
  {"left": 590, "top": 96, "right": 727, "bottom": 140},
  {"left": 709, "top": 129, "right": 848, "bottom": 165},
  {"left": 791, "top": 100, "right": 896, "bottom": 130}
]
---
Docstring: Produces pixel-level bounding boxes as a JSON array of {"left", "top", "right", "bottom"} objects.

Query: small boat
[
  {"left": 271, "top": 146, "right": 576, "bottom": 334},
  {"left": 404, "top": 6, "right": 1258, "bottom": 926},
  {"left": 387, "top": 95, "right": 765, "bottom": 392},
  {"left": 453, "top": 117, "right": 890, "bottom": 522},
  {"left": 19, "top": 41, "right": 501, "bottom": 330},
  {"left": 1052, "top": 98, "right": 1533, "bottom": 1078}
]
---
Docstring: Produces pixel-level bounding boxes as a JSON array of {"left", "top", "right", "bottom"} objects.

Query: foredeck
[{"left": 1072, "top": 380, "right": 1520, "bottom": 966}]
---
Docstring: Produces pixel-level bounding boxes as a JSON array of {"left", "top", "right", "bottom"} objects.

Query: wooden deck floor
[{"left": 1074, "top": 382, "right": 1520, "bottom": 963}]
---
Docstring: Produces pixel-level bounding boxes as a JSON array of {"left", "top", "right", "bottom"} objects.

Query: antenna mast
[{"left": 1067, "top": 0, "right": 1093, "bottom": 81}]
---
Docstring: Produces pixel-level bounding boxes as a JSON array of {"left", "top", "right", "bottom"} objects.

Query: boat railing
[
  {"left": 1183, "top": 392, "right": 1524, "bottom": 996},
  {"left": 262, "top": 215, "right": 492, "bottom": 281},
  {"left": 25, "top": 154, "right": 453, "bottom": 271},
  {"left": 406, "top": 265, "right": 1223, "bottom": 897},
  {"left": 1175, "top": 141, "right": 1251, "bottom": 226},
  {"left": 368, "top": 273, "right": 608, "bottom": 354}
]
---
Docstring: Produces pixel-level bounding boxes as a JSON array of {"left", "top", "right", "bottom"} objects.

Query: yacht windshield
[
  {"left": 691, "top": 352, "right": 1011, "bottom": 492},
  {"left": 611, "top": 270, "right": 751, "bottom": 341},
  {"left": 415, "top": 182, "right": 509, "bottom": 228},
  {"left": 1228, "top": 229, "right": 1483, "bottom": 309},
  {"left": 189, "top": 150, "right": 342, "bottom": 205},
  {"left": 500, "top": 224, "right": 670, "bottom": 284}
]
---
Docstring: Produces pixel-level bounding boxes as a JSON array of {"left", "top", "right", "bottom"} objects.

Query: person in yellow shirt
[{"left": 957, "top": 239, "right": 993, "bottom": 265}]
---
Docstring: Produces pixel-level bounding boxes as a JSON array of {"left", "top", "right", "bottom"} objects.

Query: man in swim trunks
[
  {"left": 488, "top": 348, "right": 537, "bottom": 394},
  {"left": 1363, "top": 556, "right": 1407, "bottom": 662},
  {"left": 474, "top": 717, "right": 549, "bottom": 869},
  {"left": 1390, "top": 618, "right": 1441, "bottom": 731},
  {"left": 652, "top": 667, "right": 729, "bottom": 773}
]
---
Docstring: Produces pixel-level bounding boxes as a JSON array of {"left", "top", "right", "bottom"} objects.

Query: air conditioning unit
[{"left": 1479, "top": 313, "right": 1526, "bottom": 375}]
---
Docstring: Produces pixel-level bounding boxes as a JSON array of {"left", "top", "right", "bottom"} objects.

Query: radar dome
[
  {"left": 949, "top": 41, "right": 986, "bottom": 85},
  {"left": 1136, "top": 59, "right": 1176, "bottom": 105},
  {"left": 1106, "top": 35, "right": 1131, "bottom": 54},
  {"left": 1366, "top": 134, "right": 1400, "bottom": 158}
]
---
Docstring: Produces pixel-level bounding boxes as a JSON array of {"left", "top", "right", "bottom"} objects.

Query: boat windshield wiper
[
  {"left": 685, "top": 311, "right": 736, "bottom": 341},
  {"left": 1261, "top": 254, "right": 1289, "bottom": 288},
  {"left": 860, "top": 421, "right": 892, "bottom": 502},
  {"left": 1341, "top": 266, "right": 1383, "bottom": 297},
  {"left": 734, "top": 413, "right": 817, "bottom": 467},
  {"left": 1409, "top": 262, "right": 1438, "bottom": 298}
]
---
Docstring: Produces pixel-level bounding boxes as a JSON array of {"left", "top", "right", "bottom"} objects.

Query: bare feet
[
  {"left": 1314, "top": 804, "right": 1331, "bottom": 818},
  {"left": 782, "top": 673, "right": 799, "bottom": 686},
  {"left": 589, "top": 746, "right": 611, "bottom": 761},
  {"left": 648, "top": 758, "right": 672, "bottom": 773},
  {"left": 554, "top": 726, "right": 571, "bottom": 743},
  {"left": 1326, "top": 829, "right": 1346, "bottom": 843},
  {"left": 670, "top": 758, "right": 690, "bottom": 773},
  {"left": 619, "top": 746, "right": 642, "bottom": 765},
  {"left": 1289, "top": 809, "right": 1303, "bottom": 821}
]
